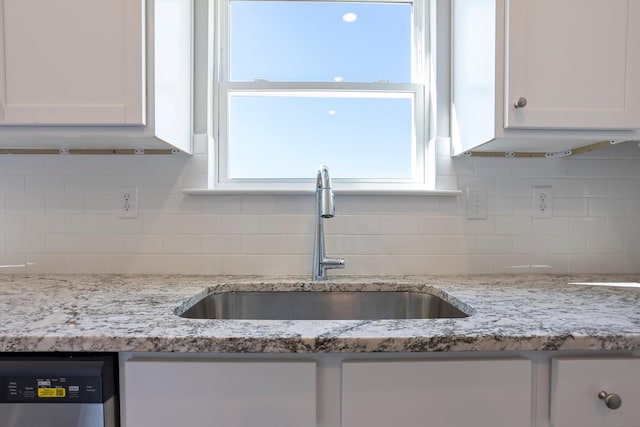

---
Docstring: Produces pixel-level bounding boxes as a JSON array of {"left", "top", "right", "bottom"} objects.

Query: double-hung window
[{"left": 213, "top": 0, "right": 430, "bottom": 191}]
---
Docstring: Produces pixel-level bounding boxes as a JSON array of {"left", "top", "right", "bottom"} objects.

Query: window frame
[{"left": 211, "top": 0, "right": 433, "bottom": 192}]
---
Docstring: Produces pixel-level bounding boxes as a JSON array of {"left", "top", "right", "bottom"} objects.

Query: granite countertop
[{"left": 1, "top": 274, "right": 639, "bottom": 353}]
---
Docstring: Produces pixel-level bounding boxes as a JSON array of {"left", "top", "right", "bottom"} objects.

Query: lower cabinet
[
  {"left": 122, "top": 359, "right": 316, "bottom": 427},
  {"left": 550, "top": 357, "right": 640, "bottom": 427},
  {"left": 120, "top": 354, "right": 640, "bottom": 427},
  {"left": 341, "top": 359, "right": 532, "bottom": 427}
]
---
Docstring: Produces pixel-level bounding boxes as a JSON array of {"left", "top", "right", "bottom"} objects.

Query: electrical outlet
[
  {"left": 466, "top": 187, "right": 487, "bottom": 219},
  {"left": 532, "top": 186, "right": 552, "bottom": 218},
  {"left": 117, "top": 186, "right": 139, "bottom": 219}
]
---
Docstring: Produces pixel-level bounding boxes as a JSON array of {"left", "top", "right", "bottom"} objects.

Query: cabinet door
[
  {"left": 506, "top": 0, "right": 640, "bottom": 129},
  {"left": 550, "top": 358, "right": 640, "bottom": 427},
  {"left": 342, "top": 359, "right": 532, "bottom": 427},
  {"left": 123, "top": 360, "right": 316, "bottom": 427},
  {"left": 0, "top": 0, "right": 144, "bottom": 125}
]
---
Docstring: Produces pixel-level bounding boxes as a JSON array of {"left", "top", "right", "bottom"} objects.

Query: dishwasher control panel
[
  {"left": 4, "top": 375, "right": 103, "bottom": 403},
  {"left": 0, "top": 355, "right": 115, "bottom": 404}
]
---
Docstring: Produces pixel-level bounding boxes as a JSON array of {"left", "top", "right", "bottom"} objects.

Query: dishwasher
[{"left": 0, "top": 353, "right": 118, "bottom": 427}]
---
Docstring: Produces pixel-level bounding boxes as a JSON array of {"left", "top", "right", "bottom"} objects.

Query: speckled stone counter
[{"left": 1, "top": 274, "right": 639, "bottom": 353}]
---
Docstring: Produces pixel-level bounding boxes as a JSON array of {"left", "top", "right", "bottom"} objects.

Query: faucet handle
[{"left": 321, "top": 258, "right": 345, "bottom": 269}]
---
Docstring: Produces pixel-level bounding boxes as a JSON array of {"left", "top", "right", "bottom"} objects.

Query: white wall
[{"left": 0, "top": 138, "right": 638, "bottom": 275}]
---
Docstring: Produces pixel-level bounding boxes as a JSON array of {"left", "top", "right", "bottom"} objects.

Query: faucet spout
[
  {"left": 313, "top": 165, "right": 344, "bottom": 280},
  {"left": 317, "top": 165, "right": 334, "bottom": 218}
]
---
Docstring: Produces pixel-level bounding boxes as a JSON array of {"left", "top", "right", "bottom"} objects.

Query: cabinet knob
[
  {"left": 598, "top": 391, "right": 622, "bottom": 410},
  {"left": 514, "top": 97, "right": 528, "bottom": 109}
]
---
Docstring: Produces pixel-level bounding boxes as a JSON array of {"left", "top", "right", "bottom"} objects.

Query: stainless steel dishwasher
[{"left": 0, "top": 353, "right": 118, "bottom": 427}]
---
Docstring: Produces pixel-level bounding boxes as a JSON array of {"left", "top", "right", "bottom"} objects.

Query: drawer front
[
  {"left": 551, "top": 358, "right": 640, "bottom": 427},
  {"left": 342, "top": 359, "right": 532, "bottom": 427}
]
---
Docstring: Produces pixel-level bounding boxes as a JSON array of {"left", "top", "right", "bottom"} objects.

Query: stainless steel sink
[{"left": 178, "top": 291, "right": 469, "bottom": 320}]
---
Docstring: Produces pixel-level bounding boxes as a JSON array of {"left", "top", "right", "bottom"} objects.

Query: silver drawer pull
[{"left": 598, "top": 390, "right": 622, "bottom": 410}]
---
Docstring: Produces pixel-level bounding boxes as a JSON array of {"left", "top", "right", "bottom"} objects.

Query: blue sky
[{"left": 227, "top": 1, "right": 414, "bottom": 180}]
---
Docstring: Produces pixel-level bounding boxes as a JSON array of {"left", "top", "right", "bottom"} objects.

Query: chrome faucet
[{"left": 313, "top": 165, "right": 345, "bottom": 280}]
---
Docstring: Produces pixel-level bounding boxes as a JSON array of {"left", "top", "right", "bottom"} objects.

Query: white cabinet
[
  {"left": 341, "top": 359, "right": 532, "bottom": 427},
  {"left": 0, "top": 0, "right": 144, "bottom": 126},
  {"left": 550, "top": 357, "right": 640, "bottom": 427},
  {"left": 0, "top": 0, "right": 192, "bottom": 152},
  {"left": 506, "top": 0, "right": 640, "bottom": 130},
  {"left": 122, "top": 359, "right": 316, "bottom": 427},
  {"left": 451, "top": 0, "right": 640, "bottom": 155}
]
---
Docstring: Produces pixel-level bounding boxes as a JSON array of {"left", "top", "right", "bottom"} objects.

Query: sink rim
[{"left": 174, "top": 282, "right": 474, "bottom": 320}]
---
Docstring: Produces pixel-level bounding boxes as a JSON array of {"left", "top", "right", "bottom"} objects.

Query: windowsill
[{"left": 183, "top": 188, "right": 461, "bottom": 196}]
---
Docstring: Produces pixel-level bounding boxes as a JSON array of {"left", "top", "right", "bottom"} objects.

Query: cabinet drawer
[
  {"left": 123, "top": 360, "right": 316, "bottom": 427},
  {"left": 551, "top": 358, "right": 640, "bottom": 427},
  {"left": 342, "top": 359, "right": 532, "bottom": 427}
]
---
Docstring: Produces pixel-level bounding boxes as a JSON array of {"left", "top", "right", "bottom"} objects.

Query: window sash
[{"left": 212, "top": 0, "right": 431, "bottom": 190}]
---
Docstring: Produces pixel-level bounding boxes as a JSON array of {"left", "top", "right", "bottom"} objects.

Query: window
[{"left": 213, "top": 0, "right": 431, "bottom": 191}]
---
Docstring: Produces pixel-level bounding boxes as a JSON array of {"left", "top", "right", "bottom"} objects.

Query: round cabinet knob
[
  {"left": 514, "top": 97, "right": 528, "bottom": 109},
  {"left": 598, "top": 391, "right": 622, "bottom": 410}
]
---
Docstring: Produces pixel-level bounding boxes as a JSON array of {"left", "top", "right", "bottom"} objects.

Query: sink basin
[{"left": 178, "top": 291, "right": 469, "bottom": 320}]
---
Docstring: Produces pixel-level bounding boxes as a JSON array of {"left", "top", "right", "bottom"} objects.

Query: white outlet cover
[
  {"left": 532, "top": 186, "right": 552, "bottom": 218},
  {"left": 466, "top": 188, "right": 487, "bottom": 220},
  {"left": 117, "top": 186, "right": 139, "bottom": 219}
]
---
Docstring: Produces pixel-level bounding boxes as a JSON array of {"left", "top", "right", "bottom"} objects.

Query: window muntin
[{"left": 215, "top": 0, "right": 429, "bottom": 189}]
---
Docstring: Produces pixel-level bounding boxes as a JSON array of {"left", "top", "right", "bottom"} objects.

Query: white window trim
[{"left": 205, "top": 0, "right": 445, "bottom": 193}]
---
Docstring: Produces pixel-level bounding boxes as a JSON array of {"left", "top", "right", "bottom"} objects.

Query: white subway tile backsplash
[
  {"left": 552, "top": 197, "right": 588, "bottom": 217},
  {"left": 494, "top": 216, "right": 531, "bottom": 235},
  {"left": 458, "top": 255, "right": 495, "bottom": 274},
  {"left": 64, "top": 254, "right": 107, "bottom": 274},
  {"left": 588, "top": 197, "right": 627, "bottom": 217},
  {"left": 26, "top": 254, "right": 67, "bottom": 274},
  {"left": 531, "top": 218, "right": 569, "bottom": 236},
  {"left": 608, "top": 179, "right": 640, "bottom": 198},
  {"left": 0, "top": 156, "right": 45, "bottom": 175},
  {"left": 550, "top": 235, "right": 587, "bottom": 254},
  {"left": 144, "top": 214, "right": 185, "bottom": 234},
  {"left": 475, "top": 236, "right": 512, "bottom": 254},
  {"left": 513, "top": 235, "right": 550, "bottom": 254},
  {"left": 103, "top": 216, "right": 144, "bottom": 234},
  {"left": 85, "top": 234, "right": 125, "bottom": 253},
  {"left": 64, "top": 215, "right": 105, "bottom": 233},
  {"left": 0, "top": 142, "right": 638, "bottom": 275},
  {"left": 124, "top": 235, "right": 164, "bottom": 253},
  {"left": 26, "top": 175, "right": 65, "bottom": 194},
  {"left": 46, "top": 234, "right": 85, "bottom": 253},
  {"left": 529, "top": 254, "right": 569, "bottom": 274},
  {"left": 439, "top": 236, "right": 475, "bottom": 255},
  {"left": 163, "top": 234, "right": 203, "bottom": 253},
  {"left": 180, "top": 215, "right": 221, "bottom": 234},
  {"left": 182, "top": 254, "right": 222, "bottom": 275},
  {"left": 46, "top": 194, "right": 84, "bottom": 213},
  {"left": 241, "top": 235, "right": 283, "bottom": 255},
  {"left": 202, "top": 235, "right": 243, "bottom": 254},
  {"left": 7, "top": 231, "right": 46, "bottom": 253},
  {"left": 586, "top": 234, "right": 625, "bottom": 254},
  {"left": 495, "top": 177, "right": 533, "bottom": 195},
  {"left": 65, "top": 175, "right": 108, "bottom": 194},
  {"left": 84, "top": 194, "right": 117, "bottom": 213},
  {"left": 6, "top": 194, "right": 45, "bottom": 213},
  {"left": 0, "top": 254, "right": 27, "bottom": 272}
]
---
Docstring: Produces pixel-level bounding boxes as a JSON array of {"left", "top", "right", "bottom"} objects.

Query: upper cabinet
[
  {"left": 506, "top": 0, "right": 640, "bottom": 130},
  {"left": 452, "top": 0, "right": 640, "bottom": 155},
  {"left": 0, "top": 0, "right": 192, "bottom": 152},
  {"left": 0, "top": 0, "right": 144, "bottom": 126}
]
